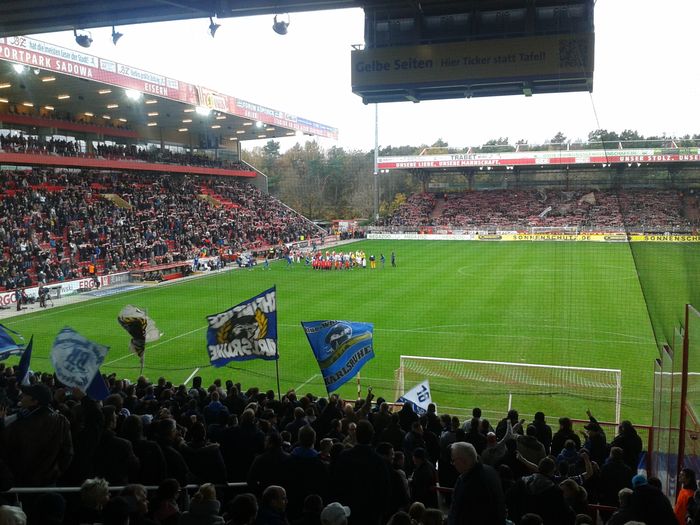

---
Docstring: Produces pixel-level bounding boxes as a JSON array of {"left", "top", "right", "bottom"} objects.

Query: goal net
[{"left": 395, "top": 355, "right": 622, "bottom": 423}]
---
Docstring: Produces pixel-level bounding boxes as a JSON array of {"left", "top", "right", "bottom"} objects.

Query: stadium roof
[
  {"left": 0, "top": 0, "right": 589, "bottom": 38},
  {"left": 0, "top": 1, "right": 363, "bottom": 37},
  {"left": 0, "top": 36, "right": 337, "bottom": 145}
]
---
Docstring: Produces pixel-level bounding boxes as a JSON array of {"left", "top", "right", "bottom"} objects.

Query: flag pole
[
  {"left": 357, "top": 372, "right": 361, "bottom": 400},
  {"left": 275, "top": 356, "right": 281, "bottom": 400}
]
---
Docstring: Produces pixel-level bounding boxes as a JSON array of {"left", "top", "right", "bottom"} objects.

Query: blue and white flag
[
  {"left": 86, "top": 370, "right": 110, "bottom": 401},
  {"left": 206, "top": 287, "right": 278, "bottom": 367},
  {"left": 301, "top": 320, "right": 374, "bottom": 394},
  {"left": 0, "top": 324, "right": 24, "bottom": 361},
  {"left": 397, "top": 380, "right": 432, "bottom": 415},
  {"left": 51, "top": 327, "right": 109, "bottom": 391}
]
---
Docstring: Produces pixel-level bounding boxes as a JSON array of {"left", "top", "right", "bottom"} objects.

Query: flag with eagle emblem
[
  {"left": 301, "top": 320, "right": 374, "bottom": 394},
  {"left": 206, "top": 287, "right": 278, "bottom": 367},
  {"left": 117, "top": 305, "right": 161, "bottom": 370}
]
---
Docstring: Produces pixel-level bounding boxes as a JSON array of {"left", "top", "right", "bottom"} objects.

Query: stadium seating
[
  {"left": 0, "top": 169, "right": 320, "bottom": 291},
  {"left": 380, "top": 189, "right": 695, "bottom": 232}
]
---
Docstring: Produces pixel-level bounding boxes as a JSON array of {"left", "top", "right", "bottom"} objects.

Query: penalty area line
[
  {"left": 184, "top": 368, "right": 200, "bottom": 386},
  {"left": 295, "top": 374, "right": 319, "bottom": 392}
]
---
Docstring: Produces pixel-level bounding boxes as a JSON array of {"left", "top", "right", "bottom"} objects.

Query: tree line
[{"left": 242, "top": 130, "right": 700, "bottom": 221}]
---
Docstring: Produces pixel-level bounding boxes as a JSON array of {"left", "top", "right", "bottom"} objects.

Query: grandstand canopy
[
  {"left": 0, "top": 0, "right": 364, "bottom": 37},
  {"left": 0, "top": 35, "right": 337, "bottom": 146}
]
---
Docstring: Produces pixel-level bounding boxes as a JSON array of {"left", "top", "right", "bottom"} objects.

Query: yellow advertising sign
[{"left": 351, "top": 33, "right": 594, "bottom": 88}]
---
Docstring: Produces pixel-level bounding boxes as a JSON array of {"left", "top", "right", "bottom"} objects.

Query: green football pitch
[{"left": 3, "top": 240, "right": 667, "bottom": 425}]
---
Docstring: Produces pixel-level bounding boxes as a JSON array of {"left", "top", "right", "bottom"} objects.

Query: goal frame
[{"left": 397, "top": 355, "right": 622, "bottom": 423}]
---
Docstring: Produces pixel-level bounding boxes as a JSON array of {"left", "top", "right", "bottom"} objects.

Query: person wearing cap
[
  {"left": 628, "top": 474, "right": 676, "bottom": 525},
  {"left": 320, "top": 502, "right": 350, "bottom": 525},
  {"left": 448, "top": 442, "right": 505, "bottom": 525},
  {"left": 1, "top": 383, "right": 73, "bottom": 486}
]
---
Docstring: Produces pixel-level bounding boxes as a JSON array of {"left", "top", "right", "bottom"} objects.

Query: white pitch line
[
  {"left": 295, "top": 374, "right": 319, "bottom": 392},
  {"left": 103, "top": 325, "right": 207, "bottom": 366},
  {"left": 184, "top": 368, "right": 200, "bottom": 385}
]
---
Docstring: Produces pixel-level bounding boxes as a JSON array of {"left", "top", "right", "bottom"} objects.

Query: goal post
[{"left": 396, "top": 355, "right": 622, "bottom": 423}]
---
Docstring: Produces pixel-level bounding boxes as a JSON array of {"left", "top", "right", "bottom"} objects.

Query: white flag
[
  {"left": 397, "top": 380, "right": 432, "bottom": 415},
  {"left": 51, "top": 327, "right": 108, "bottom": 391}
]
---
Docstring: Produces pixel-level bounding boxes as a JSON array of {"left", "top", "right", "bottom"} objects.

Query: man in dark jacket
[
  {"left": 257, "top": 485, "right": 289, "bottom": 525},
  {"left": 448, "top": 442, "right": 505, "bottom": 525},
  {"left": 531, "top": 412, "right": 552, "bottom": 454},
  {"left": 2, "top": 384, "right": 73, "bottom": 486},
  {"left": 95, "top": 405, "right": 140, "bottom": 485},
  {"left": 332, "top": 420, "right": 390, "bottom": 525},
  {"left": 598, "top": 447, "right": 633, "bottom": 508},
  {"left": 248, "top": 432, "right": 290, "bottom": 497},
  {"left": 506, "top": 457, "right": 575, "bottom": 525},
  {"left": 629, "top": 474, "right": 676, "bottom": 525},
  {"left": 551, "top": 417, "right": 581, "bottom": 456},
  {"left": 284, "top": 425, "right": 328, "bottom": 520},
  {"left": 609, "top": 421, "right": 643, "bottom": 471}
]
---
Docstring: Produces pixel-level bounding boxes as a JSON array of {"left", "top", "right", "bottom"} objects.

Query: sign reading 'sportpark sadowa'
[{"left": 206, "top": 287, "right": 277, "bottom": 367}]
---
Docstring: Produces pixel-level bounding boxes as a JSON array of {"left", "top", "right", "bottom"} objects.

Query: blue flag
[
  {"left": 301, "top": 320, "right": 374, "bottom": 394},
  {"left": 206, "top": 287, "right": 278, "bottom": 367},
  {"left": 15, "top": 336, "right": 32, "bottom": 386},
  {"left": 51, "top": 327, "right": 109, "bottom": 391},
  {"left": 86, "top": 370, "right": 110, "bottom": 401},
  {"left": 0, "top": 324, "right": 24, "bottom": 361}
]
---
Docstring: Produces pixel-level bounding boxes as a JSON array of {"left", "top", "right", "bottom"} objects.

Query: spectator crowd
[
  {"left": 379, "top": 189, "right": 697, "bottom": 233},
  {"left": 0, "top": 169, "right": 321, "bottom": 291},
  {"left": 0, "top": 365, "right": 688, "bottom": 525},
  {"left": 0, "top": 133, "right": 246, "bottom": 170}
]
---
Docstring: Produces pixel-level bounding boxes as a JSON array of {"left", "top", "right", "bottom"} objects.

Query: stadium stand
[
  {"left": 0, "top": 169, "right": 320, "bottom": 291},
  {"left": 380, "top": 189, "right": 696, "bottom": 232},
  {"left": 0, "top": 132, "right": 247, "bottom": 170},
  {"left": 0, "top": 368, "right": 662, "bottom": 525}
]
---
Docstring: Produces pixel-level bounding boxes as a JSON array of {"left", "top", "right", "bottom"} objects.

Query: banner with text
[
  {"left": 302, "top": 320, "right": 375, "bottom": 394},
  {"left": 352, "top": 33, "right": 593, "bottom": 90},
  {"left": 206, "top": 287, "right": 278, "bottom": 367}
]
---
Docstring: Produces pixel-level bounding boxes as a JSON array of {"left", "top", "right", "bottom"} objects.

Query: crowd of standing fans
[
  {"left": 0, "top": 367, "right": 690, "bottom": 525},
  {"left": 0, "top": 169, "right": 320, "bottom": 291}
]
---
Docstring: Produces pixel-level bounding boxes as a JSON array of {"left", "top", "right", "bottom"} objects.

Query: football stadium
[{"left": 0, "top": 1, "right": 698, "bottom": 524}]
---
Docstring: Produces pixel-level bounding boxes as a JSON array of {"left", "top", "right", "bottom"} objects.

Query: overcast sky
[{"left": 34, "top": 0, "right": 700, "bottom": 152}]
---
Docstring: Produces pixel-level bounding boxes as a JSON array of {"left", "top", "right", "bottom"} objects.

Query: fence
[{"left": 648, "top": 304, "right": 700, "bottom": 499}]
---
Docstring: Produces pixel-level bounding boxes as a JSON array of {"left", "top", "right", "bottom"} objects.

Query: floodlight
[
  {"left": 111, "top": 26, "right": 123, "bottom": 45},
  {"left": 74, "top": 29, "right": 92, "bottom": 48},
  {"left": 12, "top": 64, "right": 26, "bottom": 74},
  {"left": 195, "top": 106, "right": 211, "bottom": 116},
  {"left": 209, "top": 17, "right": 221, "bottom": 38},
  {"left": 125, "top": 89, "right": 142, "bottom": 101},
  {"left": 273, "top": 14, "right": 289, "bottom": 35}
]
